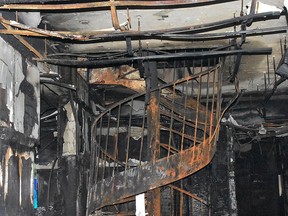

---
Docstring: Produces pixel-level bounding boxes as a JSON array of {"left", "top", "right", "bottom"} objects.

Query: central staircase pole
[{"left": 145, "top": 59, "right": 161, "bottom": 216}]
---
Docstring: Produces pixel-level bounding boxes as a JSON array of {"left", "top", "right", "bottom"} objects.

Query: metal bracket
[
  {"left": 110, "top": 0, "right": 125, "bottom": 31},
  {"left": 126, "top": 36, "right": 133, "bottom": 56}
]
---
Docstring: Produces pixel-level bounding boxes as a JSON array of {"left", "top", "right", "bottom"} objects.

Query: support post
[{"left": 145, "top": 59, "right": 161, "bottom": 216}]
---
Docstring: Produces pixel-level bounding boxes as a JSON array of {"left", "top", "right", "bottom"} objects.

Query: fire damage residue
[
  {"left": 16, "top": 60, "right": 38, "bottom": 137},
  {"left": 0, "top": 87, "right": 9, "bottom": 126}
]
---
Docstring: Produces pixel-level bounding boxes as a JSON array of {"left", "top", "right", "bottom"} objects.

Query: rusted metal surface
[
  {"left": 88, "top": 139, "right": 214, "bottom": 211},
  {"left": 90, "top": 66, "right": 145, "bottom": 92},
  {"left": 110, "top": 0, "right": 126, "bottom": 31},
  {"left": 146, "top": 60, "right": 161, "bottom": 216},
  {"left": 0, "top": 0, "right": 237, "bottom": 11},
  {"left": 147, "top": 187, "right": 161, "bottom": 216},
  {"left": 87, "top": 60, "right": 224, "bottom": 214}
]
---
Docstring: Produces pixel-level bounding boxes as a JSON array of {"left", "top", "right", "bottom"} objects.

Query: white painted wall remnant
[
  {"left": 135, "top": 193, "right": 146, "bottom": 216},
  {"left": 13, "top": 53, "right": 25, "bottom": 134},
  {"left": 285, "top": 0, "right": 288, "bottom": 9},
  {"left": 63, "top": 102, "right": 77, "bottom": 155},
  {"left": 0, "top": 48, "right": 14, "bottom": 125},
  {"left": 0, "top": 37, "right": 40, "bottom": 139},
  {"left": 245, "top": 1, "right": 282, "bottom": 14}
]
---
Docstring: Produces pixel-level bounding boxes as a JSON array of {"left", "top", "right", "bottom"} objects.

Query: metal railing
[{"left": 87, "top": 60, "right": 223, "bottom": 214}]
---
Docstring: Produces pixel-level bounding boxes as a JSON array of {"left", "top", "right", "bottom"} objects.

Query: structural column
[{"left": 145, "top": 60, "right": 161, "bottom": 216}]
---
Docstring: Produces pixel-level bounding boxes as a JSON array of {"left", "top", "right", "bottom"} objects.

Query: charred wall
[{"left": 0, "top": 36, "right": 40, "bottom": 215}]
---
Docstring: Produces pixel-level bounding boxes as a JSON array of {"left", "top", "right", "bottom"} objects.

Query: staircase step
[{"left": 88, "top": 140, "right": 214, "bottom": 213}]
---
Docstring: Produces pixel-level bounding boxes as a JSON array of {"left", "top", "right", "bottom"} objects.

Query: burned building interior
[{"left": 1, "top": 0, "right": 288, "bottom": 215}]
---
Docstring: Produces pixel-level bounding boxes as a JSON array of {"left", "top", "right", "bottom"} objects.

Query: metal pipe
[
  {"left": 34, "top": 48, "right": 273, "bottom": 68},
  {"left": 160, "top": 26, "right": 288, "bottom": 42},
  {"left": 0, "top": 0, "right": 237, "bottom": 11},
  {"left": 0, "top": 11, "right": 282, "bottom": 42}
]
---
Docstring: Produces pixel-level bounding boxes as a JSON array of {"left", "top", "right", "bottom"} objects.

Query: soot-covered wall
[{"left": 0, "top": 36, "right": 40, "bottom": 215}]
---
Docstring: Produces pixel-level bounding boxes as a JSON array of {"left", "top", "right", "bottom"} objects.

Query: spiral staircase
[{"left": 87, "top": 60, "right": 224, "bottom": 215}]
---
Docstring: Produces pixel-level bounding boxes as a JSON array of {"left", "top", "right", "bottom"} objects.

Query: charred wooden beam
[
  {"left": 0, "top": 16, "right": 43, "bottom": 59},
  {"left": 0, "top": 29, "right": 44, "bottom": 37},
  {"left": 34, "top": 48, "right": 273, "bottom": 68},
  {"left": 0, "top": 0, "right": 237, "bottom": 10}
]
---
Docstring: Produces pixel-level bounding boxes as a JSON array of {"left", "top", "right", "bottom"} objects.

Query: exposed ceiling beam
[
  {"left": 0, "top": 0, "right": 237, "bottom": 10},
  {"left": 0, "top": 11, "right": 282, "bottom": 42}
]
